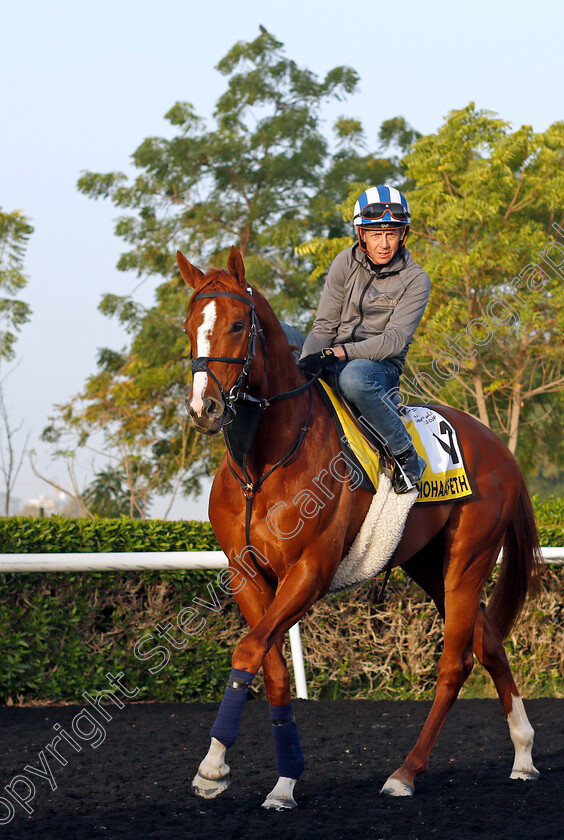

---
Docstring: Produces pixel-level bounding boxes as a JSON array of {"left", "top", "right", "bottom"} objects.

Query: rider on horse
[{"left": 299, "top": 185, "right": 430, "bottom": 493}]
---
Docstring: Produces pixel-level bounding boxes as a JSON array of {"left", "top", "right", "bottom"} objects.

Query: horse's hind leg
[
  {"left": 382, "top": 546, "right": 492, "bottom": 797},
  {"left": 473, "top": 607, "right": 539, "bottom": 781}
]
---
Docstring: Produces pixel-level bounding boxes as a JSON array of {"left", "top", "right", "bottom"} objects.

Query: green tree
[
  {"left": 302, "top": 104, "right": 564, "bottom": 462},
  {"left": 83, "top": 467, "right": 148, "bottom": 518},
  {"left": 47, "top": 29, "right": 398, "bottom": 506},
  {"left": 0, "top": 207, "right": 33, "bottom": 514},
  {"left": 0, "top": 208, "right": 32, "bottom": 360},
  {"left": 77, "top": 28, "right": 360, "bottom": 320},
  {"left": 515, "top": 390, "right": 564, "bottom": 497},
  {"left": 401, "top": 104, "right": 564, "bottom": 455}
]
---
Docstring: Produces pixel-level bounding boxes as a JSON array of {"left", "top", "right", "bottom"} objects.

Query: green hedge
[
  {"left": 0, "top": 497, "right": 561, "bottom": 705},
  {"left": 0, "top": 516, "right": 219, "bottom": 553},
  {"left": 0, "top": 517, "right": 228, "bottom": 705},
  {"left": 0, "top": 567, "right": 237, "bottom": 706},
  {"left": 0, "top": 495, "right": 561, "bottom": 554},
  {"left": 531, "top": 495, "right": 564, "bottom": 546}
]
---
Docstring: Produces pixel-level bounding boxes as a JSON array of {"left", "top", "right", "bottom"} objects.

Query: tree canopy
[
  {"left": 77, "top": 29, "right": 364, "bottom": 319},
  {"left": 46, "top": 29, "right": 402, "bottom": 514},
  {"left": 402, "top": 104, "right": 564, "bottom": 456},
  {"left": 45, "top": 39, "right": 564, "bottom": 512},
  {"left": 0, "top": 208, "right": 33, "bottom": 361}
]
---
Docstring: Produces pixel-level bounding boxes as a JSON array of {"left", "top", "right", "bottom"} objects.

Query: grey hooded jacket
[{"left": 301, "top": 243, "right": 430, "bottom": 370}]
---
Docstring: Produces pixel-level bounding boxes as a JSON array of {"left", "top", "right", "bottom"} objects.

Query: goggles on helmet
[{"left": 356, "top": 203, "right": 410, "bottom": 224}]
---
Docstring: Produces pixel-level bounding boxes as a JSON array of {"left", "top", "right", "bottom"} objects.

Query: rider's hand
[{"left": 298, "top": 347, "right": 339, "bottom": 374}]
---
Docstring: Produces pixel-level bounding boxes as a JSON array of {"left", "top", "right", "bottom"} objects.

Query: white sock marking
[
  {"left": 507, "top": 694, "right": 538, "bottom": 779},
  {"left": 262, "top": 776, "right": 298, "bottom": 810},
  {"left": 197, "top": 737, "right": 228, "bottom": 779}
]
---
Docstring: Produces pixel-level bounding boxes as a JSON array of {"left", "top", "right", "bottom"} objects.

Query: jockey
[{"left": 299, "top": 185, "right": 430, "bottom": 493}]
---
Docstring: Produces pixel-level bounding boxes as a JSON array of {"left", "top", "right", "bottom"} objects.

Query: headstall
[{"left": 190, "top": 288, "right": 268, "bottom": 419}]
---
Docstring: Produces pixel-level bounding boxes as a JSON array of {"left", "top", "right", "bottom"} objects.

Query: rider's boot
[{"left": 392, "top": 445, "right": 426, "bottom": 493}]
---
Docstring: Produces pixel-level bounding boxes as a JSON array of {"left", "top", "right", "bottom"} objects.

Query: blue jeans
[
  {"left": 280, "top": 324, "right": 411, "bottom": 456},
  {"left": 337, "top": 358, "right": 411, "bottom": 455}
]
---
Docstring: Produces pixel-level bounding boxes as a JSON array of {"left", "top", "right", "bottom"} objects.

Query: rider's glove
[{"left": 298, "top": 347, "right": 338, "bottom": 375}]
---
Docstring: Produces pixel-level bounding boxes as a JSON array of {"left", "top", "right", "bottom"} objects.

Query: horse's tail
[{"left": 486, "top": 477, "right": 542, "bottom": 639}]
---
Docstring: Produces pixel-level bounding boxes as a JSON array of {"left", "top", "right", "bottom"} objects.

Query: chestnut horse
[{"left": 178, "top": 247, "right": 541, "bottom": 810}]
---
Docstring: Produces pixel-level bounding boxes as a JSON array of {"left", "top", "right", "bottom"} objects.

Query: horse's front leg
[
  {"left": 193, "top": 662, "right": 259, "bottom": 799},
  {"left": 194, "top": 552, "right": 331, "bottom": 807},
  {"left": 192, "top": 573, "right": 277, "bottom": 800},
  {"left": 193, "top": 650, "right": 303, "bottom": 808},
  {"left": 229, "top": 555, "right": 335, "bottom": 808},
  {"left": 194, "top": 642, "right": 304, "bottom": 809},
  {"left": 193, "top": 570, "right": 306, "bottom": 807},
  {"left": 260, "top": 639, "right": 303, "bottom": 811}
]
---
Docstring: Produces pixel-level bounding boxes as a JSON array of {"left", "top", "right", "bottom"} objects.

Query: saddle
[
  {"left": 316, "top": 370, "right": 473, "bottom": 505},
  {"left": 316, "top": 370, "right": 395, "bottom": 493}
]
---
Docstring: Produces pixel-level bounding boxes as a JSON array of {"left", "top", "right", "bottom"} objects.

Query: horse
[{"left": 177, "top": 246, "right": 541, "bottom": 810}]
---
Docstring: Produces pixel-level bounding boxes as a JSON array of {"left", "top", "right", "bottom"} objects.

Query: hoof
[
  {"left": 262, "top": 776, "right": 297, "bottom": 810},
  {"left": 261, "top": 794, "right": 297, "bottom": 811},
  {"left": 380, "top": 777, "right": 415, "bottom": 798},
  {"left": 192, "top": 771, "right": 230, "bottom": 799},
  {"left": 510, "top": 767, "right": 540, "bottom": 781}
]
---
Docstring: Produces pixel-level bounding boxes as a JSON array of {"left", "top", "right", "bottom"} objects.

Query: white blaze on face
[{"left": 190, "top": 301, "right": 216, "bottom": 417}]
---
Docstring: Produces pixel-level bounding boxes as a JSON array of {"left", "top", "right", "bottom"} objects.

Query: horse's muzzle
[{"left": 186, "top": 395, "right": 226, "bottom": 435}]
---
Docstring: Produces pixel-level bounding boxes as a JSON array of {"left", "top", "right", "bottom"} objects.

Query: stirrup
[{"left": 392, "top": 449, "right": 425, "bottom": 493}]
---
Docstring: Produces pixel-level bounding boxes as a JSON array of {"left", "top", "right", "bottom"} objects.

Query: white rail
[
  {"left": 0, "top": 551, "right": 228, "bottom": 573},
  {"left": 1, "top": 547, "right": 561, "bottom": 573}
]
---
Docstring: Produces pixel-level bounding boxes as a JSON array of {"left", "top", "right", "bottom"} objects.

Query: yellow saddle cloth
[{"left": 318, "top": 380, "right": 472, "bottom": 504}]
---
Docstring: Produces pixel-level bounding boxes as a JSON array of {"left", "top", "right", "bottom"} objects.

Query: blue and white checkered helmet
[{"left": 353, "top": 185, "right": 411, "bottom": 229}]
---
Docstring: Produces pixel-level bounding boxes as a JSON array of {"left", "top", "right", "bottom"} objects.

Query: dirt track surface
[{"left": 1, "top": 699, "right": 562, "bottom": 840}]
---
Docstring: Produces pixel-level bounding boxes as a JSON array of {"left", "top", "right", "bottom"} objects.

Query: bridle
[
  {"left": 189, "top": 284, "right": 321, "bottom": 565},
  {"left": 190, "top": 287, "right": 268, "bottom": 421},
  {"left": 189, "top": 285, "right": 319, "bottom": 420}
]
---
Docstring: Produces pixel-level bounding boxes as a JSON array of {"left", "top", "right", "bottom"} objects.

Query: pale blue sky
[{"left": 1, "top": 0, "right": 562, "bottom": 517}]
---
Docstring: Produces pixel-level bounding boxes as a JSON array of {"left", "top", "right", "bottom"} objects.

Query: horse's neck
[
  {"left": 253, "top": 298, "right": 305, "bottom": 400},
  {"left": 246, "top": 300, "right": 312, "bottom": 471}
]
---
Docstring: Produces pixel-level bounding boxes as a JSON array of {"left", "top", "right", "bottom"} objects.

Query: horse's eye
[{"left": 232, "top": 321, "right": 245, "bottom": 333}]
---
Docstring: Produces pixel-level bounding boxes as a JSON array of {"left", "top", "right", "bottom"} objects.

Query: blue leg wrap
[
  {"left": 270, "top": 703, "right": 305, "bottom": 779},
  {"left": 210, "top": 668, "right": 255, "bottom": 749}
]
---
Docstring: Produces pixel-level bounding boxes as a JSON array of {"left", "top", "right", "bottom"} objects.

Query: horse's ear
[
  {"left": 177, "top": 250, "right": 204, "bottom": 288},
  {"left": 227, "top": 246, "right": 246, "bottom": 287}
]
